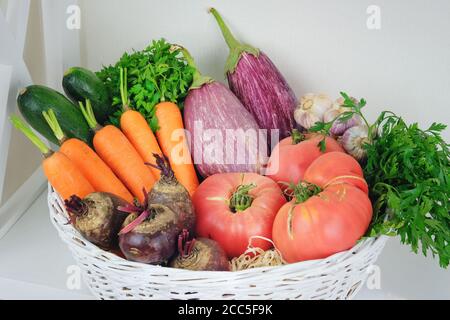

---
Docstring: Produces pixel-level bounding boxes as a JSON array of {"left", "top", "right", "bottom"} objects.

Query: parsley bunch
[
  {"left": 96, "top": 39, "right": 194, "bottom": 130},
  {"left": 311, "top": 92, "right": 449, "bottom": 268},
  {"left": 365, "top": 114, "right": 449, "bottom": 267}
]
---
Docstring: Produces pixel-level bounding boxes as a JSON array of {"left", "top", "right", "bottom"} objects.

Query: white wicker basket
[{"left": 48, "top": 185, "right": 388, "bottom": 300}]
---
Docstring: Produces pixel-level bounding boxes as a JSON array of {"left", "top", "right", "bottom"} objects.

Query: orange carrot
[
  {"left": 10, "top": 115, "right": 94, "bottom": 200},
  {"left": 43, "top": 152, "right": 95, "bottom": 200},
  {"left": 42, "top": 109, "right": 134, "bottom": 203},
  {"left": 118, "top": 68, "right": 162, "bottom": 179},
  {"left": 80, "top": 100, "right": 155, "bottom": 204},
  {"left": 154, "top": 101, "right": 199, "bottom": 196}
]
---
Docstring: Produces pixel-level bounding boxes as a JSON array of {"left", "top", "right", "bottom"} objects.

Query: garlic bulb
[
  {"left": 294, "top": 93, "right": 333, "bottom": 130},
  {"left": 324, "top": 96, "right": 362, "bottom": 136},
  {"left": 341, "top": 125, "right": 369, "bottom": 160}
]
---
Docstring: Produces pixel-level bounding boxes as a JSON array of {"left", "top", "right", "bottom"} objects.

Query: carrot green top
[
  {"left": 209, "top": 7, "right": 259, "bottom": 74},
  {"left": 42, "top": 109, "right": 67, "bottom": 144},
  {"left": 10, "top": 115, "right": 52, "bottom": 157},
  {"left": 119, "top": 67, "right": 131, "bottom": 111},
  {"left": 79, "top": 99, "right": 102, "bottom": 132}
]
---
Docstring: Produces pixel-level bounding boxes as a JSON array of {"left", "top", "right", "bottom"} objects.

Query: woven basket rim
[{"left": 48, "top": 184, "right": 388, "bottom": 277}]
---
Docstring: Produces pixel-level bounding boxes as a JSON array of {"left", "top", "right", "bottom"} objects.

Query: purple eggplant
[
  {"left": 209, "top": 8, "right": 298, "bottom": 140},
  {"left": 180, "top": 47, "right": 262, "bottom": 178}
]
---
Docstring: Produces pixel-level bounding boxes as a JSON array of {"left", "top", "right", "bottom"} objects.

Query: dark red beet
[
  {"left": 119, "top": 203, "right": 181, "bottom": 264},
  {"left": 147, "top": 154, "right": 195, "bottom": 233},
  {"left": 65, "top": 192, "right": 129, "bottom": 249},
  {"left": 169, "top": 229, "right": 230, "bottom": 271}
]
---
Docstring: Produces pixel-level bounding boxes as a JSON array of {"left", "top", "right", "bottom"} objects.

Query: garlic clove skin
[
  {"left": 329, "top": 96, "right": 362, "bottom": 136},
  {"left": 323, "top": 108, "right": 340, "bottom": 123},
  {"left": 294, "top": 108, "right": 322, "bottom": 130},
  {"left": 341, "top": 125, "right": 369, "bottom": 161},
  {"left": 331, "top": 114, "right": 363, "bottom": 136},
  {"left": 294, "top": 93, "right": 333, "bottom": 129}
]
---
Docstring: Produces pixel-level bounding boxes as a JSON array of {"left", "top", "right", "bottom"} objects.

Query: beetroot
[
  {"left": 119, "top": 203, "right": 182, "bottom": 264},
  {"left": 119, "top": 155, "right": 195, "bottom": 264},
  {"left": 65, "top": 192, "right": 128, "bottom": 249},
  {"left": 170, "top": 230, "right": 230, "bottom": 271},
  {"left": 147, "top": 154, "right": 195, "bottom": 232},
  {"left": 210, "top": 8, "right": 298, "bottom": 140}
]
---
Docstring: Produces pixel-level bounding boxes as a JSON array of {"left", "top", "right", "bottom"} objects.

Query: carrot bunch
[
  {"left": 42, "top": 109, "right": 134, "bottom": 203},
  {"left": 80, "top": 99, "right": 156, "bottom": 204},
  {"left": 119, "top": 67, "right": 199, "bottom": 196},
  {"left": 12, "top": 66, "right": 199, "bottom": 205},
  {"left": 118, "top": 68, "right": 162, "bottom": 179},
  {"left": 10, "top": 116, "right": 94, "bottom": 200}
]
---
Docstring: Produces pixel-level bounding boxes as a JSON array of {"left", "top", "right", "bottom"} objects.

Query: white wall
[
  {"left": 79, "top": 0, "right": 449, "bottom": 140},
  {"left": 1, "top": 0, "right": 45, "bottom": 204}
]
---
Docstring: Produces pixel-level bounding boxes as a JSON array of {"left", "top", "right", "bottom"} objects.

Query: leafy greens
[
  {"left": 96, "top": 39, "right": 194, "bottom": 130},
  {"left": 311, "top": 92, "right": 450, "bottom": 268}
]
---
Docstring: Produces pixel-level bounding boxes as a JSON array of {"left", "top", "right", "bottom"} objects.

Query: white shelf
[
  {"left": 0, "top": 188, "right": 448, "bottom": 300},
  {"left": 0, "top": 189, "right": 93, "bottom": 299}
]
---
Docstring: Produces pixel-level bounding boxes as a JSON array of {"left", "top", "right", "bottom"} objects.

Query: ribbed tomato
[
  {"left": 272, "top": 152, "right": 372, "bottom": 263},
  {"left": 266, "top": 133, "right": 344, "bottom": 186},
  {"left": 193, "top": 173, "right": 287, "bottom": 258}
]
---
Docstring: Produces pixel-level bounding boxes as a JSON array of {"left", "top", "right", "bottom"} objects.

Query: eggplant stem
[
  {"left": 208, "top": 7, "right": 259, "bottom": 73},
  {"left": 177, "top": 46, "right": 214, "bottom": 89},
  {"left": 209, "top": 8, "right": 240, "bottom": 50}
]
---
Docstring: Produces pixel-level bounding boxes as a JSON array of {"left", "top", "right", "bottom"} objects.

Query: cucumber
[
  {"left": 62, "top": 67, "right": 112, "bottom": 124},
  {"left": 17, "top": 85, "right": 92, "bottom": 145}
]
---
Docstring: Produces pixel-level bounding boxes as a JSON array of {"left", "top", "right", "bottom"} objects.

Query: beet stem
[
  {"left": 147, "top": 153, "right": 175, "bottom": 181},
  {"left": 178, "top": 229, "right": 196, "bottom": 258},
  {"left": 65, "top": 195, "right": 87, "bottom": 216},
  {"left": 118, "top": 210, "right": 150, "bottom": 235}
]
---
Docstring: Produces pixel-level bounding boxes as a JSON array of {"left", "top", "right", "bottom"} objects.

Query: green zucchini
[
  {"left": 17, "top": 85, "right": 92, "bottom": 145},
  {"left": 62, "top": 67, "right": 112, "bottom": 124}
]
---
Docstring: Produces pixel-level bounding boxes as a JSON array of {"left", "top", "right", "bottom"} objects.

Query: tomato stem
[
  {"left": 229, "top": 183, "right": 256, "bottom": 212},
  {"left": 287, "top": 181, "right": 322, "bottom": 203},
  {"left": 291, "top": 129, "right": 305, "bottom": 145}
]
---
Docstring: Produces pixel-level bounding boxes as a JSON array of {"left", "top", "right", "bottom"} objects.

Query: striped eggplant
[
  {"left": 209, "top": 8, "right": 298, "bottom": 140},
  {"left": 180, "top": 47, "right": 262, "bottom": 178}
]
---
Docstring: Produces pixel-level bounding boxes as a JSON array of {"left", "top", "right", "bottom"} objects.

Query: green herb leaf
[
  {"left": 96, "top": 39, "right": 194, "bottom": 130},
  {"left": 364, "top": 112, "right": 449, "bottom": 268}
]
